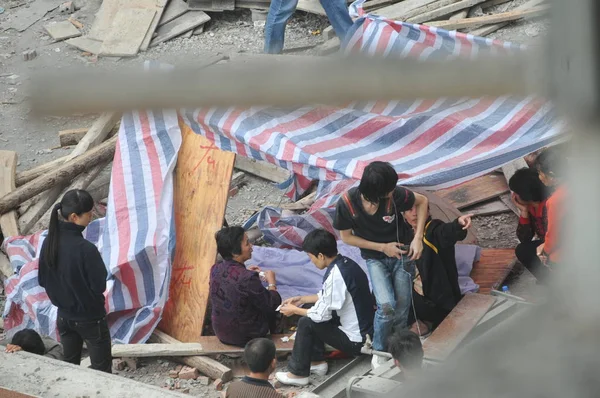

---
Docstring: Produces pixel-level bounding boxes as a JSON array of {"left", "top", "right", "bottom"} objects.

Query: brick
[
  {"left": 22, "top": 50, "right": 37, "bottom": 61},
  {"left": 123, "top": 357, "right": 138, "bottom": 371},
  {"left": 169, "top": 370, "right": 179, "bottom": 378},
  {"left": 59, "top": 1, "right": 75, "bottom": 13},
  {"left": 198, "top": 376, "right": 210, "bottom": 386},
  {"left": 213, "top": 378, "right": 224, "bottom": 391},
  {"left": 228, "top": 187, "right": 239, "bottom": 197},
  {"left": 112, "top": 359, "right": 126, "bottom": 371},
  {"left": 175, "top": 365, "right": 183, "bottom": 372},
  {"left": 178, "top": 366, "right": 200, "bottom": 380}
]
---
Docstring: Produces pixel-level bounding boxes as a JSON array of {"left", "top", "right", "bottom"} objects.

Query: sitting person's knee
[
  {"left": 297, "top": 316, "right": 315, "bottom": 330},
  {"left": 379, "top": 302, "right": 395, "bottom": 318}
]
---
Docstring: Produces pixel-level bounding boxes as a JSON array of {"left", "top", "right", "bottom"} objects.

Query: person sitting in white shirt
[{"left": 275, "top": 229, "right": 375, "bottom": 386}]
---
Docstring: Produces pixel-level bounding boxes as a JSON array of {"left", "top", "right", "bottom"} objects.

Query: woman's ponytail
[{"left": 42, "top": 203, "right": 62, "bottom": 269}]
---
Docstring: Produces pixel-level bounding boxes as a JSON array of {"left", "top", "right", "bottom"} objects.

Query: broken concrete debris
[
  {"left": 21, "top": 50, "right": 37, "bottom": 61},
  {"left": 44, "top": 20, "right": 81, "bottom": 41}
]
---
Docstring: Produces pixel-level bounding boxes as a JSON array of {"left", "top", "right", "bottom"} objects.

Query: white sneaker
[
  {"left": 371, "top": 355, "right": 388, "bottom": 370},
  {"left": 310, "top": 362, "right": 328, "bottom": 376},
  {"left": 275, "top": 372, "right": 309, "bottom": 386}
]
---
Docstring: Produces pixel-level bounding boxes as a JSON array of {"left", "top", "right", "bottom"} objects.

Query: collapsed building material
[
  {"left": 188, "top": 0, "right": 235, "bottom": 12},
  {"left": 0, "top": 151, "right": 20, "bottom": 239},
  {"left": 0, "top": 135, "right": 118, "bottom": 215},
  {"left": 159, "top": 0, "right": 189, "bottom": 26},
  {"left": 111, "top": 343, "right": 206, "bottom": 358},
  {"left": 408, "top": 0, "right": 489, "bottom": 23},
  {"left": 401, "top": 0, "right": 470, "bottom": 21},
  {"left": 427, "top": 5, "right": 548, "bottom": 30},
  {"left": 435, "top": 173, "right": 509, "bottom": 210},
  {"left": 149, "top": 330, "right": 233, "bottom": 382},
  {"left": 0, "top": 252, "right": 13, "bottom": 280},
  {"left": 150, "top": 11, "right": 211, "bottom": 47},
  {"left": 64, "top": 37, "right": 102, "bottom": 55},
  {"left": 59, "top": 128, "right": 89, "bottom": 147},
  {"left": 234, "top": 156, "right": 290, "bottom": 183},
  {"left": 463, "top": 199, "right": 511, "bottom": 216},
  {"left": 470, "top": 0, "right": 545, "bottom": 36},
  {"left": 44, "top": 20, "right": 81, "bottom": 41},
  {"left": 16, "top": 156, "right": 68, "bottom": 187},
  {"left": 65, "top": 113, "right": 120, "bottom": 161},
  {"left": 99, "top": 8, "right": 156, "bottom": 57},
  {"left": 159, "top": 123, "right": 235, "bottom": 342}
]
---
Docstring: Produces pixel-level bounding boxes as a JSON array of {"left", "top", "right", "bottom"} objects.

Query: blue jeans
[
  {"left": 264, "top": 0, "right": 354, "bottom": 54},
  {"left": 366, "top": 256, "right": 415, "bottom": 351}
]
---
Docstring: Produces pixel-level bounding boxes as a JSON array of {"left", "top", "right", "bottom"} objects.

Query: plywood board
[
  {"left": 159, "top": 121, "right": 235, "bottom": 342},
  {"left": 375, "top": 0, "right": 440, "bottom": 20},
  {"left": 414, "top": 189, "right": 478, "bottom": 244},
  {"left": 159, "top": 0, "right": 189, "bottom": 26},
  {"left": 100, "top": 8, "right": 156, "bottom": 57},
  {"left": 234, "top": 156, "right": 290, "bottom": 183},
  {"left": 150, "top": 11, "right": 211, "bottom": 47},
  {"left": 140, "top": 0, "right": 169, "bottom": 51},
  {"left": 88, "top": 0, "right": 159, "bottom": 41},
  {"left": 427, "top": 5, "right": 548, "bottom": 30},
  {"left": 435, "top": 173, "right": 509, "bottom": 210},
  {"left": 65, "top": 37, "right": 103, "bottom": 54},
  {"left": 44, "top": 21, "right": 82, "bottom": 41},
  {"left": 422, "top": 293, "right": 496, "bottom": 361},
  {"left": 0, "top": 151, "right": 20, "bottom": 239},
  {"left": 470, "top": 248, "right": 515, "bottom": 294},
  {"left": 462, "top": 199, "right": 510, "bottom": 216},
  {"left": 470, "top": 0, "right": 545, "bottom": 36}
]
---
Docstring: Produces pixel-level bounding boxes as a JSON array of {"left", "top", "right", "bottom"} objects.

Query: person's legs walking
[
  {"left": 57, "top": 316, "right": 83, "bottom": 365},
  {"left": 264, "top": 0, "right": 300, "bottom": 54},
  {"left": 392, "top": 255, "right": 415, "bottom": 331},
  {"left": 318, "top": 0, "right": 354, "bottom": 43},
  {"left": 366, "top": 258, "right": 395, "bottom": 351},
  {"left": 75, "top": 318, "right": 112, "bottom": 373}
]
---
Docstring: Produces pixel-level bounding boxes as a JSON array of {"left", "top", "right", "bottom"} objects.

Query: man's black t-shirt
[{"left": 333, "top": 186, "right": 416, "bottom": 259}]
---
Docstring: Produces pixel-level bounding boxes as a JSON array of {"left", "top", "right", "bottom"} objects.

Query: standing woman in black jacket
[{"left": 38, "top": 189, "right": 112, "bottom": 373}]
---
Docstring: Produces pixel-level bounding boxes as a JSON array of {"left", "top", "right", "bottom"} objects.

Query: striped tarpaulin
[{"left": 2, "top": 5, "right": 560, "bottom": 342}]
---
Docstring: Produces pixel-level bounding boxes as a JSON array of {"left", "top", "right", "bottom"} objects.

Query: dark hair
[
  {"left": 508, "top": 168, "right": 548, "bottom": 202},
  {"left": 244, "top": 338, "right": 276, "bottom": 373},
  {"left": 388, "top": 330, "right": 423, "bottom": 371},
  {"left": 42, "top": 189, "right": 94, "bottom": 269},
  {"left": 215, "top": 226, "right": 246, "bottom": 260},
  {"left": 359, "top": 161, "right": 398, "bottom": 203},
  {"left": 11, "top": 329, "right": 45, "bottom": 355},
  {"left": 535, "top": 147, "right": 563, "bottom": 178},
  {"left": 302, "top": 229, "right": 338, "bottom": 258}
]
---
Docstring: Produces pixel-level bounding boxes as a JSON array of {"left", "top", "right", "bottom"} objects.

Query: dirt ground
[{"left": 0, "top": 0, "right": 549, "bottom": 396}]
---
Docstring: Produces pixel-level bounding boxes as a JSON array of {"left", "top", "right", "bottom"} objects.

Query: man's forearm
[
  {"left": 413, "top": 195, "right": 429, "bottom": 239},
  {"left": 294, "top": 307, "right": 309, "bottom": 317}
]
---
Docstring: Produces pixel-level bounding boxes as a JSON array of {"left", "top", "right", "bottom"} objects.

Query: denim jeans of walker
[
  {"left": 366, "top": 255, "right": 415, "bottom": 351},
  {"left": 263, "top": 0, "right": 354, "bottom": 54}
]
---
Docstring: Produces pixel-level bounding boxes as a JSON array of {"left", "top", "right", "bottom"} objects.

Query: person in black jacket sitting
[
  {"left": 402, "top": 205, "right": 473, "bottom": 335},
  {"left": 38, "top": 189, "right": 111, "bottom": 373}
]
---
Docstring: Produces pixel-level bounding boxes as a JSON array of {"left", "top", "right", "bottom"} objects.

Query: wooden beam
[
  {"left": 449, "top": 9, "right": 469, "bottom": 19},
  {"left": 462, "top": 199, "right": 510, "bottom": 216},
  {"left": 58, "top": 128, "right": 88, "bottom": 147},
  {"left": 112, "top": 343, "right": 207, "bottom": 358},
  {"left": 376, "top": 0, "right": 442, "bottom": 20},
  {"left": 428, "top": 5, "right": 549, "bottom": 31},
  {"left": 234, "top": 156, "right": 290, "bottom": 184},
  {"left": 399, "top": 0, "right": 461, "bottom": 21},
  {"left": 65, "top": 113, "right": 120, "bottom": 162},
  {"left": 19, "top": 184, "right": 67, "bottom": 234},
  {"left": 0, "top": 151, "right": 20, "bottom": 239},
  {"left": 435, "top": 174, "right": 509, "bottom": 210},
  {"left": 470, "top": 0, "right": 546, "bottom": 36},
  {"left": 281, "top": 192, "right": 316, "bottom": 211},
  {"left": 16, "top": 156, "right": 69, "bottom": 187},
  {"left": 0, "top": 135, "right": 118, "bottom": 215},
  {"left": 149, "top": 330, "right": 233, "bottom": 382},
  {"left": 362, "top": 0, "right": 397, "bottom": 11},
  {"left": 408, "top": 0, "right": 488, "bottom": 23}
]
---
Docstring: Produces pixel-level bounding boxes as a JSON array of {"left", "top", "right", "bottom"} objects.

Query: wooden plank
[
  {"left": 0, "top": 252, "right": 14, "bottom": 280},
  {"left": 149, "top": 330, "right": 232, "bottom": 382},
  {"left": 158, "top": 121, "right": 235, "bottom": 342},
  {"left": 44, "top": 21, "right": 81, "bottom": 41},
  {"left": 64, "top": 37, "right": 103, "bottom": 54},
  {"left": 470, "top": 249, "right": 516, "bottom": 294},
  {"left": 65, "top": 113, "right": 120, "bottom": 162},
  {"left": 150, "top": 11, "right": 211, "bottom": 47},
  {"left": 0, "top": 151, "right": 20, "bottom": 239},
  {"left": 470, "top": 0, "right": 545, "bottom": 36},
  {"left": 159, "top": 0, "right": 189, "bottom": 26},
  {"left": 88, "top": 0, "right": 155, "bottom": 41},
  {"left": 189, "top": 0, "right": 236, "bottom": 11},
  {"left": 376, "top": 0, "right": 441, "bottom": 20},
  {"left": 112, "top": 343, "right": 206, "bottom": 358},
  {"left": 281, "top": 192, "right": 316, "bottom": 211},
  {"left": 100, "top": 8, "right": 156, "bottom": 57},
  {"left": 408, "top": 0, "right": 488, "bottom": 23},
  {"left": 450, "top": 9, "right": 469, "bottom": 19},
  {"left": 462, "top": 199, "right": 510, "bottom": 216},
  {"left": 435, "top": 173, "right": 509, "bottom": 210},
  {"left": 140, "top": 0, "right": 169, "bottom": 51},
  {"left": 427, "top": 5, "right": 549, "bottom": 31},
  {"left": 362, "top": 0, "right": 397, "bottom": 11},
  {"left": 234, "top": 156, "right": 290, "bottom": 183},
  {"left": 0, "top": 136, "right": 118, "bottom": 215},
  {"left": 422, "top": 293, "right": 496, "bottom": 362}
]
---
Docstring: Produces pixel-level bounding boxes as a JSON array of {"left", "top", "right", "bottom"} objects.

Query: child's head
[
  {"left": 388, "top": 330, "right": 423, "bottom": 374},
  {"left": 302, "top": 229, "right": 338, "bottom": 270},
  {"left": 509, "top": 167, "right": 548, "bottom": 205},
  {"left": 359, "top": 161, "right": 398, "bottom": 204},
  {"left": 403, "top": 204, "right": 431, "bottom": 229},
  {"left": 11, "top": 329, "right": 45, "bottom": 355},
  {"left": 535, "top": 148, "right": 563, "bottom": 187},
  {"left": 244, "top": 338, "right": 277, "bottom": 375}
]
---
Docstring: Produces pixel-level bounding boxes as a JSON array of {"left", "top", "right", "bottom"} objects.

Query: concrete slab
[
  {"left": 159, "top": 0, "right": 189, "bottom": 27},
  {"left": 65, "top": 37, "right": 103, "bottom": 54},
  {"left": 0, "top": 350, "right": 189, "bottom": 398},
  {"left": 100, "top": 8, "right": 156, "bottom": 57},
  {"left": 44, "top": 21, "right": 81, "bottom": 41},
  {"left": 150, "top": 11, "right": 210, "bottom": 47}
]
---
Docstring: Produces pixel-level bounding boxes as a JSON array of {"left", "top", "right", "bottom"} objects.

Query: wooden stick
[
  {"left": 470, "top": 0, "right": 546, "bottom": 37},
  {"left": 59, "top": 128, "right": 89, "bottom": 147},
  {"left": 148, "top": 330, "right": 233, "bottom": 382},
  {"left": 408, "top": 0, "right": 488, "bottom": 23},
  {"left": 29, "top": 53, "right": 544, "bottom": 114},
  {"left": 65, "top": 113, "right": 120, "bottom": 162},
  {"left": 16, "top": 156, "right": 69, "bottom": 187},
  {"left": 112, "top": 343, "right": 207, "bottom": 358},
  {"left": 428, "top": 5, "right": 549, "bottom": 31},
  {"left": 281, "top": 192, "right": 317, "bottom": 211},
  {"left": 0, "top": 151, "right": 20, "bottom": 239},
  {"left": 0, "top": 135, "right": 118, "bottom": 215},
  {"left": 19, "top": 184, "right": 67, "bottom": 234}
]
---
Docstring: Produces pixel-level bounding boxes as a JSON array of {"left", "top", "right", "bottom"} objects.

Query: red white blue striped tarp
[{"left": 2, "top": 4, "right": 560, "bottom": 342}]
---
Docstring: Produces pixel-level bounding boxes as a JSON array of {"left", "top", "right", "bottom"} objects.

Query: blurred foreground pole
[{"left": 399, "top": 0, "right": 600, "bottom": 397}]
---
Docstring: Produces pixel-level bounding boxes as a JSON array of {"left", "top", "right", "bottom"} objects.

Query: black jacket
[
  {"left": 417, "top": 218, "right": 466, "bottom": 312},
  {"left": 38, "top": 222, "right": 108, "bottom": 321}
]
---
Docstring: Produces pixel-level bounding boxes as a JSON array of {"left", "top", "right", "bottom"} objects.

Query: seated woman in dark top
[{"left": 209, "top": 226, "right": 282, "bottom": 347}]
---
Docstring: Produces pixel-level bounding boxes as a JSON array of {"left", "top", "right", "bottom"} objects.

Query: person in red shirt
[
  {"left": 534, "top": 149, "right": 565, "bottom": 266},
  {"left": 509, "top": 168, "right": 550, "bottom": 281}
]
